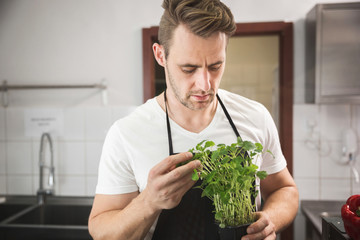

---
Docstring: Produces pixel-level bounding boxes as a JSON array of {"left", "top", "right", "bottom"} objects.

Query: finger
[
  {"left": 163, "top": 170, "right": 197, "bottom": 196},
  {"left": 263, "top": 233, "right": 276, "bottom": 240},
  {"left": 247, "top": 213, "right": 268, "bottom": 234},
  {"left": 165, "top": 159, "right": 201, "bottom": 184},
  {"left": 246, "top": 224, "right": 274, "bottom": 240},
  {"left": 152, "top": 152, "right": 194, "bottom": 175}
]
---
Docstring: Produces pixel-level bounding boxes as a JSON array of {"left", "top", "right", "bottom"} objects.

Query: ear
[{"left": 153, "top": 43, "right": 166, "bottom": 67}]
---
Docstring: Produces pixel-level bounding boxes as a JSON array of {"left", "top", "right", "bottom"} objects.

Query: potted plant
[{"left": 188, "top": 137, "right": 271, "bottom": 240}]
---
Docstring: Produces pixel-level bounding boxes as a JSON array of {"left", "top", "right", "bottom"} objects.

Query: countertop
[
  {"left": 0, "top": 195, "right": 94, "bottom": 205},
  {"left": 301, "top": 200, "right": 345, "bottom": 234}
]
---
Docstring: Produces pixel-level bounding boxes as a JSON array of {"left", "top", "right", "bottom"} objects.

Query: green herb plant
[{"left": 188, "top": 137, "right": 271, "bottom": 228}]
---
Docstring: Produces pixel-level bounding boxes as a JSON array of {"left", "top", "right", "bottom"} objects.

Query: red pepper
[{"left": 341, "top": 194, "right": 360, "bottom": 240}]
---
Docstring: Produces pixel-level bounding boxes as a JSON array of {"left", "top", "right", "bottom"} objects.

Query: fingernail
[
  {"left": 193, "top": 160, "right": 201, "bottom": 168},
  {"left": 247, "top": 227, "right": 253, "bottom": 234}
]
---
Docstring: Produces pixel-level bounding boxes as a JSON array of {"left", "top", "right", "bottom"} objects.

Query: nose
[{"left": 195, "top": 68, "right": 211, "bottom": 92}]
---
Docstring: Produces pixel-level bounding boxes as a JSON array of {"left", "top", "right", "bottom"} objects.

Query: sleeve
[
  {"left": 259, "top": 105, "right": 287, "bottom": 175},
  {"left": 95, "top": 122, "right": 139, "bottom": 195}
]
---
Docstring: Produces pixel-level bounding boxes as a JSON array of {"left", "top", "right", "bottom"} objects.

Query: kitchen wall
[{"left": 0, "top": 0, "right": 359, "bottom": 238}]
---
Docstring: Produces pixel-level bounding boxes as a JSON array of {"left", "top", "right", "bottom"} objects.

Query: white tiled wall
[
  {"left": 293, "top": 103, "right": 360, "bottom": 200},
  {"left": 293, "top": 103, "right": 360, "bottom": 239},
  {"left": 0, "top": 106, "right": 136, "bottom": 196}
]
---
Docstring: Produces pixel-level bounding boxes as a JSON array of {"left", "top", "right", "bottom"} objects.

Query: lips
[{"left": 192, "top": 94, "right": 210, "bottom": 101}]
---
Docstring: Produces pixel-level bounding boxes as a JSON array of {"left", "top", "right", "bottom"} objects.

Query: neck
[{"left": 157, "top": 91, "right": 218, "bottom": 133}]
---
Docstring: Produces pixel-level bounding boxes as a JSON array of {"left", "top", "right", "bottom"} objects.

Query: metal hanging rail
[
  {"left": 0, "top": 80, "right": 106, "bottom": 91},
  {"left": 1, "top": 80, "right": 107, "bottom": 107}
]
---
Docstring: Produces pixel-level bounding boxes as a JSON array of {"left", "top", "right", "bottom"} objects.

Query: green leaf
[
  {"left": 255, "top": 142, "right": 263, "bottom": 152},
  {"left": 256, "top": 170, "right": 268, "bottom": 180},
  {"left": 192, "top": 169, "right": 199, "bottom": 181},
  {"left": 205, "top": 141, "right": 215, "bottom": 149},
  {"left": 266, "top": 149, "right": 275, "bottom": 158},
  {"left": 211, "top": 151, "right": 220, "bottom": 161},
  {"left": 242, "top": 141, "right": 256, "bottom": 151}
]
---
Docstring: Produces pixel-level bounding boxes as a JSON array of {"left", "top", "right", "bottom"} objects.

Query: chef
[{"left": 88, "top": 0, "right": 299, "bottom": 239}]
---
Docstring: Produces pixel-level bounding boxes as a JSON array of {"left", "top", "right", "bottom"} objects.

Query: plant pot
[{"left": 218, "top": 223, "right": 251, "bottom": 240}]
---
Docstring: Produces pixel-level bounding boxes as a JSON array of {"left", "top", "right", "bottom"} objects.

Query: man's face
[{"left": 164, "top": 24, "right": 227, "bottom": 111}]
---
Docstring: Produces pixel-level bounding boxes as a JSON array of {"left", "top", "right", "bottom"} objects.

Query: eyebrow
[{"left": 179, "top": 61, "right": 224, "bottom": 68}]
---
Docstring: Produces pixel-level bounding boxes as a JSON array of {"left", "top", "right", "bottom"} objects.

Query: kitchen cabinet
[{"left": 305, "top": 2, "right": 360, "bottom": 103}]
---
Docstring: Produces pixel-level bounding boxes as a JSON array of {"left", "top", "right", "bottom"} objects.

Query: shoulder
[
  {"left": 217, "top": 89, "right": 268, "bottom": 116},
  {"left": 105, "top": 97, "right": 165, "bottom": 147},
  {"left": 113, "top": 98, "right": 162, "bottom": 129}
]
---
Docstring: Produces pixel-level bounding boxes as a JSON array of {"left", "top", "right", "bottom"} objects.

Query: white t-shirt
[{"left": 95, "top": 89, "right": 287, "bottom": 239}]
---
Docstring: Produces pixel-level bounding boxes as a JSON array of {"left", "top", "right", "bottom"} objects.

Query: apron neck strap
[
  {"left": 164, "top": 90, "right": 175, "bottom": 156},
  {"left": 164, "top": 90, "right": 242, "bottom": 155},
  {"left": 216, "top": 93, "right": 241, "bottom": 139}
]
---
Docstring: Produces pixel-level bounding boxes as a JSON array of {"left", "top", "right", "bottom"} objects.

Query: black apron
[{"left": 152, "top": 91, "right": 255, "bottom": 240}]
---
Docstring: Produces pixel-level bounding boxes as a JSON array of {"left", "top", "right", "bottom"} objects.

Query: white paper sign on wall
[{"left": 24, "top": 109, "right": 64, "bottom": 137}]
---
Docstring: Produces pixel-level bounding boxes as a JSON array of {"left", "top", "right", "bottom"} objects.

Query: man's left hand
[{"left": 242, "top": 211, "right": 276, "bottom": 240}]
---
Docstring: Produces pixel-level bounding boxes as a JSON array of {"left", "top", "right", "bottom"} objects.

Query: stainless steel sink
[
  {"left": 0, "top": 195, "right": 93, "bottom": 240},
  {"left": 0, "top": 203, "right": 32, "bottom": 223},
  {"left": 8, "top": 204, "right": 91, "bottom": 226}
]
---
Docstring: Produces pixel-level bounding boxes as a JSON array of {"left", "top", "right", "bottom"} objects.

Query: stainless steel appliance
[{"left": 306, "top": 2, "right": 360, "bottom": 103}]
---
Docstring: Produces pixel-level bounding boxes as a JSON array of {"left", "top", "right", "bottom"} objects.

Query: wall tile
[
  {"left": 320, "top": 141, "right": 351, "bottom": 179},
  {"left": 293, "top": 141, "right": 319, "bottom": 178},
  {"left": 0, "top": 109, "right": 5, "bottom": 140},
  {"left": 320, "top": 179, "right": 351, "bottom": 200},
  {"left": 85, "top": 107, "right": 111, "bottom": 141},
  {"left": 352, "top": 179, "right": 360, "bottom": 195},
  {"left": 295, "top": 178, "right": 320, "bottom": 200},
  {"left": 319, "top": 105, "right": 351, "bottom": 141},
  {"left": 62, "top": 107, "right": 85, "bottom": 141},
  {"left": 7, "top": 142, "right": 32, "bottom": 174},
  {"left": 58, "top": 175, "right": 86, "bottom": 196},
  {"left": 86, "top": 175, "right": 97, "bottom": 196},
  {"left": 6, "top": 108, "right": 31, "bottom": 141},
  {"left": 293, "top": 104, "right": 320, "bottom": 141},
  {"left": 353, "top": 105, "right": 360, "bottom": 134},
  {"left": 7, "top": 175, "right": 33, "bottom": 195},
  {"left": 58, "top": 142, "right": 85, "bottom": 175},
  {"left": 0, "top": 142, "right": 5, "bottom": 174},
  {"left": 85, "top": 141, "right": 102, "bottom": 175},
  {"left": 351, "top": 156, "right": 360, "bottom": 195},
  {"left": 0, "top": 175, "right": 6, "bottom": 194}
]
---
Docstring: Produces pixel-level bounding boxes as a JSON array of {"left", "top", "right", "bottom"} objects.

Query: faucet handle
[{"left": 48, "top": 167, "right": 55, "bottom": 187}]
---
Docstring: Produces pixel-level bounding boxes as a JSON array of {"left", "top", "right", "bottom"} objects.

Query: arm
[
  {"left": 243, "top": 167, "right": 299, "bottom": 240},
  {"left": 88, "top": 152, "right": 201, "bottom": 240}
]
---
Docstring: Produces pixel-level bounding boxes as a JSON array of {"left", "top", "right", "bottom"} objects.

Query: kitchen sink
[
  {"left": 0, "top": 203, "right": 32, "bottom": 222},
  {"left": 0, "top": 195, "right": 93, "bottom": 240},
  {"left": 8, "top": 204, "right": 91, "bottom": 226}
]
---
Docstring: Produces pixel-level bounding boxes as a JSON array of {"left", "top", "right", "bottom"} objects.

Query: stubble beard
[{"left": 166, "top": 64, "right": 215, "bottom": 111}]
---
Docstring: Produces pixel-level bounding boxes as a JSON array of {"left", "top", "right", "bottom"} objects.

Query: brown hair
[{"left": 158, "top": 0, "right": 236, "bottom": 58}]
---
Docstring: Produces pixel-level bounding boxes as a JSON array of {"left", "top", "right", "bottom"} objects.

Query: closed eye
[
  {"left": 209, "top": 64, "right": 222, "bottom": 72},
  {"left": 182, "top": 67, "right": 197, "bottom": 74}
]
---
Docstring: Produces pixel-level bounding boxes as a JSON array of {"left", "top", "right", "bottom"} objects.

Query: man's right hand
[
  {"left": 143, "top": 152, "right": 201, "bottom": 211},
  {"left": 89, "top": 152, "right": 200, "bottom": 240}
]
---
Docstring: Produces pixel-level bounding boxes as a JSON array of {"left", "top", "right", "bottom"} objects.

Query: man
[{"left": 88, "top": 0, "right": 298, "bottom": 239}]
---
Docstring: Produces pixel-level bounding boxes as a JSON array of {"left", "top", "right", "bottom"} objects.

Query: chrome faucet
[{"left": 37, "top": 132, "right": 55, "bottom": 204}]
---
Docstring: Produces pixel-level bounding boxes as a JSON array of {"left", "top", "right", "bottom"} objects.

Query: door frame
[{"left": 142, "top": 21, "right": 294, "bottom": 240}]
